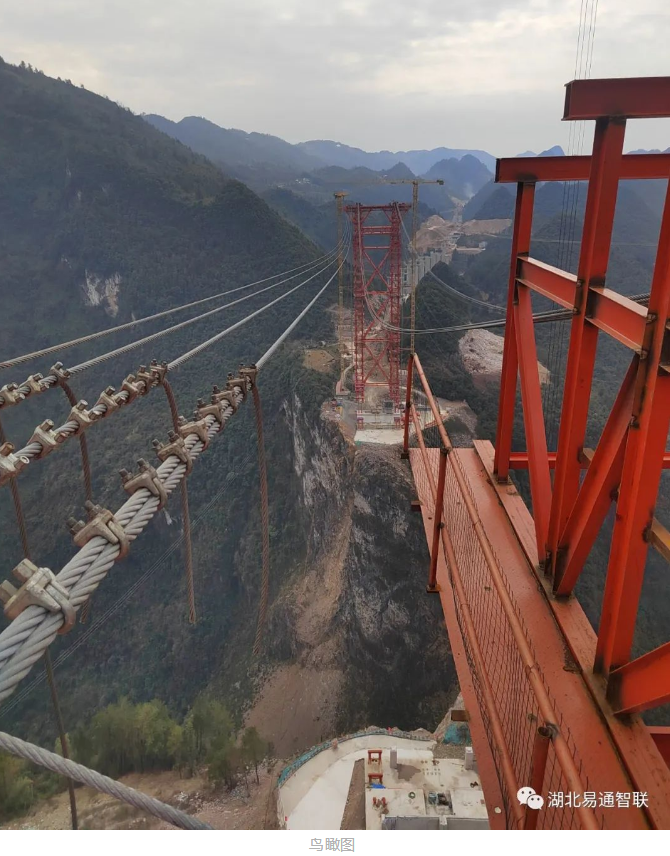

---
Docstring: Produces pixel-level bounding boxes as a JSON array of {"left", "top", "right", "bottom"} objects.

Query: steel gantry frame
[
  {"left": 346, "top": 203, "right": 410, "bottom": 407},
  {"left": 403, "top": 77, "right": 670, "bottom": 830},
  {"left": 495, "top": 76, "right": 670, "bottom": 706}
]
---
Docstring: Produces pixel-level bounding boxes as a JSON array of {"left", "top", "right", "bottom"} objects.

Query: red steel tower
[{"left": 346, "top": 202, "right": 410, "bottom": 409}]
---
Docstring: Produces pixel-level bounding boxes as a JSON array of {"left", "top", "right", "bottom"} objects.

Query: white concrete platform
[
  {"left": 279, "top": 735, "right": 435, "bottom": 830},
  {"left": 278, "top": 736, "right": 487, "bottom": 831}
]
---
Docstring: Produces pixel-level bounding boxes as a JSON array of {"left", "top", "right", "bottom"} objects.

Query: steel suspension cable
[
  {"left": 1, "top": 444, "right": 259, "bottom": 718},
  {"left": 0, "top": 731, "right": 210, "bottom": 830},
  {"left": 0, "top": 243, "right": 346, "bottom": 409},
  {"left": 0, "top": 415, "right": 79, "bottom": 829},
  {"left": 171, "top": 255, "right": 342, "bottom": 371},
  {"left": 3, "top": 253, "right": 343, "bottom": 484},
  {"left": 255, "top": 258, "right": 346, "bottom": 370},
  {"left": 0, "top": 244, "right": 342, "bottom": 372}
]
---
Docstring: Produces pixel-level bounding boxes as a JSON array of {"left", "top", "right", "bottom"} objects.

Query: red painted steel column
[
  {"left": 402, "top": 353, "right": 414, "bottom": 456},
  {"left": 547, "top": 118, "right": 626, "bottom": 576},
  {"left": 514, "top": 285, "right": 552, "bottom": 563},
  {"left": 596, "top": 183, "right": 670, "bottom": 674},
  {"left": 494, "top": 182, "right": 535, "bottom": 481},
  {"left": 428, "top": 448, "right": 448, "bottom": 591}
]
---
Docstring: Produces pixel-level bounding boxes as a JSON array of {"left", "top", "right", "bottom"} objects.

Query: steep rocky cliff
[{"left": 245, "top": 389, "right": 457, "bottom": 757}]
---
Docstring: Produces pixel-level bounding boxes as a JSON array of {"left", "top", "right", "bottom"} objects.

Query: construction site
[{"left": 1, "top": 1, "right": 670, "bottom": 838}]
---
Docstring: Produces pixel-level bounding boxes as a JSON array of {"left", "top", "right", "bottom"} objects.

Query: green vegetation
[{"left": 0, "top": 695, "right": 270, "bottom": 821}]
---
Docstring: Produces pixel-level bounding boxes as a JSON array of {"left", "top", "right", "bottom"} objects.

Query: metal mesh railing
[{"left": 404, "top": 353, "right": 601, "bottom": 830}]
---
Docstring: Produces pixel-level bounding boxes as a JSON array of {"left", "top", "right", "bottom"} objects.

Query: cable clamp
[
  {"left": 24, "top": 373, "right": 45, "bottom": 396},
  {"left": 0, "top": 442, "right": 30, "bottom": 486},
  {"left": 28, "top": 420, "right": 65, "bottom": 459},
  {"left": 0, "top": 559, "right": 75, "bottom": 633},
  {"left": 95, "top": 386, "right": 120, "bottom": 416},
  {"left": 0, "top": 383, "right": 25, "bottom": 408},
  {"left": 226, "top": 372, "right": 247, "bottom": 399},
  {"left": 135, "top": 364, "right": 160, "bottom": 392},
  {"left": 177, "top": 415, "right": 210, "bottom": 449},
  {"left": 49, "top": 362, "right": 72, "bottom": 383},
  {"left": 67, "top": 400, "right": 100, "bottom": 433},
  {"left": 148, "top": 359, "right": 169, "bottom": 386},
  {"left": 239, "top": 364, "right": 258, "bottom": 388},
  {"left": 196, "top": 399, "right": 225, "bottom": 426},
  {"left": 119, "top": 458, "right": 168, "bottom": 509},
  {"left": 67, "top": 501, "right": 130, "bottom": 560},
  {"left": 211, "top": 386, "right": 237, "bottom": 412},
  {"left": 120, "top": 374, "right": 147, "bottom": 403},
  {"left": 152, "top": 433, "right": 194, "bottom": 473}
]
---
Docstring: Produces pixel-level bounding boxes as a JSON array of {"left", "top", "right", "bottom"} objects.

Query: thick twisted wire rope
[
  {"left": 0, "top": 731, "right": 210, "bottom": 830},
  {"left": 0, "top": 243, "right": 342, "bottom": 372}
]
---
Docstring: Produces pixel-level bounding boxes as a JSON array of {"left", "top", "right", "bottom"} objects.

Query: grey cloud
[{"left": 0, "top": 0, "right": 668, "bottom": 155}]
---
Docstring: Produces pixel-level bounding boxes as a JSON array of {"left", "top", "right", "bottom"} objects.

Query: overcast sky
[{"left": 1, "top": 0, "right": 668, "bottom": 156}]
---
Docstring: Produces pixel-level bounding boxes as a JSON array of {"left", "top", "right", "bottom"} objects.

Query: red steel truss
[
  {"left": 402, "top": 77, "right": 670, "bottom": 830},
  {"left": 346, "top": 203, "right": 410, "bottom": 407}
]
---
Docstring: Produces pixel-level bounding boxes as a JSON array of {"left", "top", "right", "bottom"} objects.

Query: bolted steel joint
[
  {"left": 239, "top": 364, "right": 258, "bottom": 388},
  {"left": 177, "top": 416, "right": 210, "bottom": 449},
  {"left": 120, "top": 374, "right": 146, "bottom": 403},
  {"left": 211, "top": 386, "right": 237, "bottom": 412},
  {"left": 120, "top": 458, "right": 168, "bottom": 509},
  {"left": 24, "top": 373, "right": 45, "bottom": 396},
  {"left": 135, "top": 364, "right": 159, "bottom": 392},
  {"left": 95, "top": 386, "right": 120, "bottom": 416},
  {"left": 225, "top": 372, "right": 247, "bottom": 399},
  {"left": 0, "top": 442, "right": 30, "bottom": 486},
  {"left": 149, "top": 359, "right": 169, "bottom": 385},
  {"left": 196, "top": 400, "right": 225, "bottom": 426},
  {"left": 49, "top": 361, "right": 71, "bottom": 383},
  {"left": 67, "top": 399, "right": 99, "bottom": 433},
  {"left": 152, "top": 435, "right": 194, "bottom": 473},
  {"left": 0, "top": 382, "right": 25, "bottom": 409},
  {"left": 0, "top": 559, "right": 75, "bottom": 633},
  {"left": 69, "top": 501, "right": 130, "bottom": 560},
  {"left": 28, "top": 419, "right": 64, "bottom": 459}
]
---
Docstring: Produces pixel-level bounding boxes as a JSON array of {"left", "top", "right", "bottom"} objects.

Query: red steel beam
[
  {"left": 516, "top": 257, "right": 648, "bottom": 351},
  {"left": 497, "top": 153, "right": 670, "bottom": 183},
  {"left": 564, "top": 77, "right": 670, "bottom": 120},
  {"left": 587, "top": 288, "right": 648, "bottom": 352},
  {"left": 509, "top": 452, "right": 670, "bottom": 470},
  {"left": 494, "top": 182, "right": 535, "bottom": 481},
  {"left": 514, "top": 286, "right": 552, "bottom": 562},
  {"left": 596, "top": 180, "right": 670, "bottom": 673},
  {"left": 608, "top": 642, "right": 670, "bottom": 715},
  {"left": 548, "top": 118, "right": 626, "bottom": 576},
  {"left": 649, "top": 728, "right": 670, "bottom": 768},
  {"left": 554, "top": 360, "right": 636, "bottom": 595},
  {"left": 517, "top": 257, "right": 577, "bottom": 309}
]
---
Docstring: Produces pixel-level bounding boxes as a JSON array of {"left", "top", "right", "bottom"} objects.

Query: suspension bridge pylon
[{"left": 346, "top": 202, "right": 410, "bottom": 418}]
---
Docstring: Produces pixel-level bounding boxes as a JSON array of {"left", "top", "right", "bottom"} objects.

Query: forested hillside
[{"left": 0, "top": 59, "right": 338, "bottom": 743}]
